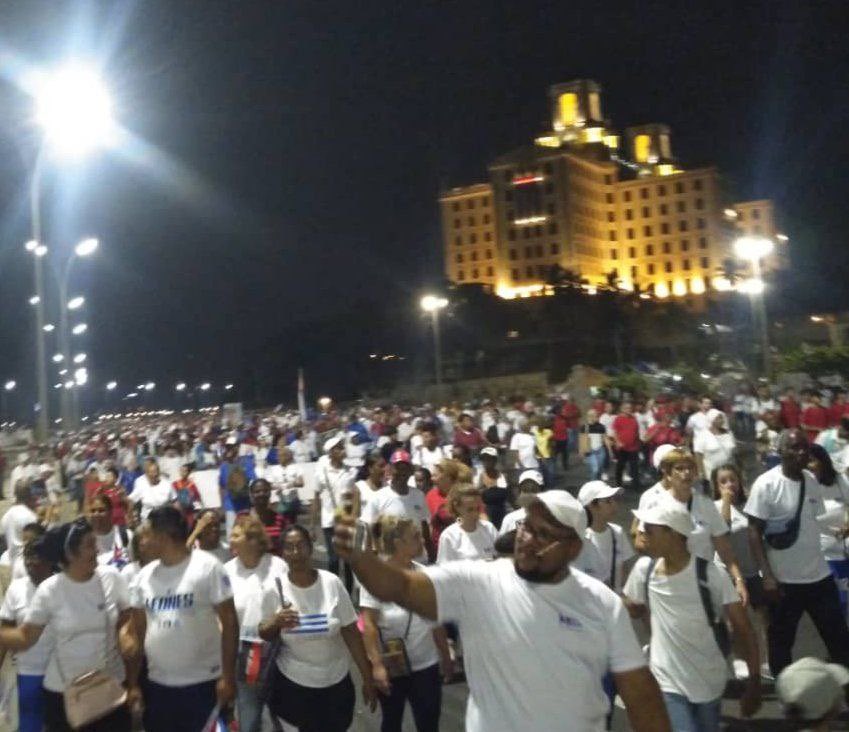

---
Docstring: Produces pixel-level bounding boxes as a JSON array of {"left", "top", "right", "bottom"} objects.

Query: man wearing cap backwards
[
  {"left": 361, "top": 450, "right": 434, "bottom": 562},
  {"left": 745, "top": 428, "right": 849, "bottom": 676},
  {"left": 311, "top": 433, "right": 356, "bottom": 578},
  {"left": 335, "top": 490, "right": 671, "bottom": 731},
  {"left": 777, "top": 657, "right": 849, "bottom": 731},
  {"left": 624, "top": 497, "right": 761, "bottom": 730}
]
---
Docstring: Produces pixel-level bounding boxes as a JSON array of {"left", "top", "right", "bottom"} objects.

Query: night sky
[{"left": 0, "top": 1, "right": 846, "bottom": 416}]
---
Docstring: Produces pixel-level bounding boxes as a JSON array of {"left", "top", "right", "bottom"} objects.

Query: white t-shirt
[
  {"left": 361, "top": 487, "right": 428, "bottom": 527},
  {"left": 412, "top": 445, "right": 450, "bottom": 473},
  {"left": 693, "top": 430, "right": 736, "bottom": 477},
  {"left": 624, "top": 555, "right": 738, "bottom": 703},
  {"left": 131, "top": 476, "right": 173, "bottom": 520},
  {"left": 95, "top": 526, "right": 132, "bottom": 569},
  {"left": 262, "top": 569, "right": 357, "bottom": 688},
  {"left": 685, "top": 410, "right": 711, "bottom": 435},
  {"left": 583, "top": 523, "right": 636, "bottom": 590},
  {"left": 713, "top": 501, "right": 757, "bottom": 578},
  {"left": 130, "top": 550, "right": 234, "bottom": 686},
  {"left": 817, "top": 474, "right": 849, "bottom": 561},
  {"left": 121, "top": 561, "right": 141, "bottom": 586},
  {"left": 638, "top": 485, "right": 728, "bottom": 561},
  {"left": 360, "top": 562, "right": 439, "bottom": 672},
  {"left": 25, "top": 566, "right": 129, "bottom": 693},
  {"left": 224, "top": 554, "right": 287, "bottom": 641},
  {"left": 744, "top": 466, "right": 830, "bottom": 584},
  {"left": 0, "top": 504, "right": 38, "bottom": 566},
  {"left": 314, "top": 458, "right": 356, "bottom": 529},
  {"left": 425, "top": 559, "right": 645, "bottom": 732},
  {"left": 355, "top": 479, "right": 380, "bottom": 507},
  {"left": 0, "top": 575, "right": 55, "bottom": 675},
  {"left": 437, "top": 521, "right": 497, "bottom": 563},
  {"left": 498, "top": 507, "right": 525, "bottom": 537},
  {"left": 289, "top": 439, "right": 312, "bottom": 464},
  {"left": 509, "top": 433, "right": 539, "bottom": 469}
]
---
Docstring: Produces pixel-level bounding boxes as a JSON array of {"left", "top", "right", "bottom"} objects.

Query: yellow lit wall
[
  {"left": 634, "top": 135, "right": 651, "bottom": 163},
  {"left": 559, "top": 93, "right": 578, "bottom": 126},
  {"left": 589, "top": 92, "right": 601, "bottom": 120}
]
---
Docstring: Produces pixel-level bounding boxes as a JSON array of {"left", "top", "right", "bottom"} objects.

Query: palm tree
[
  {"left": 716, "top": 258, "right": 746, "bottom": 288},
  {"left": 545, "top": 264, "right": 588, "bottom": 291}
]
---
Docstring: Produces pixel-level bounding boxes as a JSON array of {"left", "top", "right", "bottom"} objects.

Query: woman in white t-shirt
[
  {"left": 694, "top": 410, "right": 737, "bottom": 480},
  {"left": 0, "top": 532, "right": 55, "bottom": 732},
  {"left": 437, "top": 485, "right": 497, "bottom": 564},
  {"left": 361, "top": 516, "right": 452, "bottom": 732},
  {"left": 0, "top": 518, "right": 134, "bottom": 731},
  {"left": 259, "top": 525, "right": 377, "bottom": 731},
  {"left": 87, "top": 492, "right": 132, "bottom": 570},
  {"left": 354, "top": 454, "right": 386, "bottom": 517},
  {"left": 225, "top": 515, "right": 287, "bottom": 732}
]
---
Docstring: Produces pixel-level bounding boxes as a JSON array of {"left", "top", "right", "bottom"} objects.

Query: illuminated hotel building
[{"left": 439, "top": 80, "right": 786, "bottom": 299}]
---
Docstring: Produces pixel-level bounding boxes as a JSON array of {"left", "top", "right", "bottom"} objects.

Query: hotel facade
[{"left": 439, "top": 80, "right": 785, "bottom": 299}]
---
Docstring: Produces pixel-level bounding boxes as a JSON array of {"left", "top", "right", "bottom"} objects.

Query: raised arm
[
  {"left": 746, "top": 517, "right": 778, "bottom": 602},
  {"left": 712, "top": 534, "right": 748, "bottom": 606},
  {"left": 334, "top": 517, "right": 438, "bottom": 620}
]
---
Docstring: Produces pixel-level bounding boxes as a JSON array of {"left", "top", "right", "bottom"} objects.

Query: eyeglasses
[{"left": 515, "top": 520, "right": 568, "bottom": 548}]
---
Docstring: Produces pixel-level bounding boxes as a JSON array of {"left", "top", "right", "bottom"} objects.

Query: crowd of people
[{"left": 0, "top": 383, "right": 848, "bottom": 730}]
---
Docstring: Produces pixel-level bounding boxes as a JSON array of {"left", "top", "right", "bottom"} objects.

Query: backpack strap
[
  {"left": 608, "top": 529, "right": 617, "bottom": 589},
  {"left": 644, "top": 557, "right": 657, "bottom": 613},
  {"left": 695, "top": 557, "right": 731, "bottom": 657}
]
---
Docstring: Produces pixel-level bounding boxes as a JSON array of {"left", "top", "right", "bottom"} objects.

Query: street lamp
[
  {"left": 1, "top": 380, "right": 15, "bottom": 423},
  {"left": 734, "top": 236, "right": 774, "bottom": 378},
  {"left": 199, "top": 383, "right": 211, "bottom": 391},
  {"left": 224, "top": 383, "right": 234, "bottom": 391},
  {"left": 73, "top": 353, "right": 86, "bottom": 364},
  {"left": 67, "top": 296, "right": 85, "bottom": 310},
  {"left": 72, "top": 323, "right": 87, "bottom": 335},
  {"left": 43, "top": 323, "right": 55, "bottom": 332},
  {"left": 106, "top": 381, "right": 117, "bottom": 391},
  {"left": 420, "top": 295, "right": 449, "bottom": 388},
  {"left": 27, "top": 63, "right": 113, "bottom": 438},
  {"left": 175, "top": 383, "right": 187, "bottom": 391}
]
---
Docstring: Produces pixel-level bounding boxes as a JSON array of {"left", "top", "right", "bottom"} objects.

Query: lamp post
[
  {"left": 27, "top": 63, "right": 113, "bottom": 437},
  {"left": 420, "top": 295, "right": 449, "bottom": 388},
  {"left": 734, "top": 236, "right": 774, "bottom": 379},
  {"left": 57, "top": 237, "right": 98, "bottom": 428},
  {"left": 2, "top": 380, "right": 16, "bottom": 423}
]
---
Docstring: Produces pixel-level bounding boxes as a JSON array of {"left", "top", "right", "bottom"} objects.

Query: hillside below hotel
[{"left": 440, "top": 79, "right": 788, "bottom": 300}]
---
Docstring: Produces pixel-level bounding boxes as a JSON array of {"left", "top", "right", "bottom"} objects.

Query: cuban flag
[{"left": 201, "top": 705, "right": 228, "bottom": 732}]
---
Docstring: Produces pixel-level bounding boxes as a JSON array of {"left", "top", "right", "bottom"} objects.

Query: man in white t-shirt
[
  {"left": 336, "top": 490, "right": 671, "bottom": 731},
  {"left": 0, "top": 483, "right": 39, "bottom": 571},
  {"left": 128, "top": 506, "right": 237, "bottom": 731},
  {"left": 685, "top": 396, "right": 713, "bottom": 438},
  {"left": 744, "top": 428, "right": 849, "bottom": 676},
  {"left": 509, "top": 419, "right": 539, "bottom": 469},
  {"left": 411, "top": 423, "right": 451, "bottom": 474},
  {"left": 131, "top": 458, "right": 172, "bottom": 521},
  {"left": 362, "top": 450, "right": 434, "bottom": 562},
  {"left": 624, "top": 498, "right": 761, "bottom": 727}
]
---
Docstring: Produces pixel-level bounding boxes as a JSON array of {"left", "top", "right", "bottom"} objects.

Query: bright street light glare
[
  {"left": 74, "top": 368, "right": 88, "bottom": 386},
  {"left": 43, "top": 323, "right": 55, "bottom": 332},
  {"left": 175, "top": 382, "right": 187, "bottom": 391},
  {"left": 29, "top": 296, "right": 40, "bottom": 305},
  {"left": 34, "top": 245, "right": 48, "bottom": 257},
  {"left": 34, "top": 63, "right": 114, "bottom": 160},
  {"left": 53, "top": 383, "right": 62, "bottom": 389},
  {"left": 67, "top": 296, "right": 85, "bottom": 310},
  {"left": 734, "top": 236, "right": 774, "bottom": 262},
  {"left": 24, "top": 239, "right": 38, "bottom": 252},
  {"left": 72, "top": 323, "right": 88, "bottom": 335},
  {"left": 63, "top": 380, "right": 75, "bottom": 389},
  {"left": 225, "top": 383, "right": 234, "bottom": 391},
  {"left": 52, "top": 353, "right": 63, "bottom": 363},
  {"left": 199, "top": 382, "right": 211, "bottom": 391},
  {"left": 739, "top": 277, "right": 766, "bottom": 295},
  {"left": 420, "top": 295, "right": 449, "bottom": 313},
  {"left": 106, "top": 381, "right": 117, "bottom": 390},
  {"left": 58, "top": 369, "right": 68, "bottom": 376},
  {"left": 4, "top": 380, "right": 16, "bottom": 391},
  {"left": 145, "top": 382, "right": 155, "bottom": 391},
  {"left": 73, "top": 353, "right": 86, "bottom": 364},
  {"left": 75, "top": 238, "right": 99, "bottom": 257}
]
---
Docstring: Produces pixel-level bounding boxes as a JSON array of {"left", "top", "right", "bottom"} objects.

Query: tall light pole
[
  {"left": 734, "top": 236, "right": 774, "bottom": 379},
  {"left": 420, "top": 295, "right": 449, "bottom": 389},
  {"left": 28, "top": 63, "right": 113, "bottom": 438},
  {"left": 2, "top": 380, "right": 17, "bottom": 423}
]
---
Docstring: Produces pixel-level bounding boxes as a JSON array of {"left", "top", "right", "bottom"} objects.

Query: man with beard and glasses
[{"left": 334, "top": 490, "right": 670, "bottom": 732}]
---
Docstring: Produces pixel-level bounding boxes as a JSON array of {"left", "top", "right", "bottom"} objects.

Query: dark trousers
[
  {"left": 142, "top": 679, "right": 217, "bottom": 732},
  {"left": 768, "top": 575, "right": 849, "bottom": 675},
  {"left": 323, "top": 526, "right": 353, "bottom": 591},
  {"left": 379, "top": 664, "right": 442, "bottom": 732},
  {"left": 43, "top": 690, "right": 131, "bottom": 732},
  {"left": 268, "top": 669, "right": 354, "bottom": 732},
  {"left": 553, "top": 439, "right": 570, "bottom": 470},
  {"left": 614, "top": 449, "right": 640, "bottom": 490}
]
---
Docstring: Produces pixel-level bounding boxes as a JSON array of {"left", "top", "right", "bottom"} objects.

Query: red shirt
[
  {"left": 100, "top": 485, "right": 128, "bottom": 527},
  {"left": 645, "top": 423, "right": 683, "bottom": 449},
  {"left": 560, "top": 403, "right": 581, "bottom": 430},
  {"left": 611, "top": 414, "right": 641, "bottom": 452},
  {"left": 780, "top": 398, "right": 801, "bottom": 429},
  {"left": 425, "top": 488, "right": 453, "bottom": 546},
  {"left": 552, "top": 415, "right": 569, "bottom": 441},
  {"left": 801, "top": 405, "right": 830, "bottom": 442},
  {"left": 453, "top": 428, "right": 486, "bottom": 450},
  {"left": 830, "top": 402, "right": 849, "bottom": 427}
]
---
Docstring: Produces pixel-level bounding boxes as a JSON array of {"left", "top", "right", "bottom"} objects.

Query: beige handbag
[{"left": 55, "top": 573, "right": 127, "bottom": 729}]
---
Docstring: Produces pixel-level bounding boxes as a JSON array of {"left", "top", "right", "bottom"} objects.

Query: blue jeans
[
  {"left": 585, "top": 448, "right": 607, "bottom": 480},
  {"left": 236, "top": 679, "right": 262, "bottom": 732},
  {"left": 539, "top": 457, "right": 556, "bottom": 488},
  {"left": 17, "top": 674, "right": 45, "bottom": 732},
  {"left": 662, "top": 692, "right": 721, "bottom": 732}
]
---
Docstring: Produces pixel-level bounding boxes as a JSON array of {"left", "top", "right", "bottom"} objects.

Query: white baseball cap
[
  {"left": 777, "top": 657, "right": 849, "bottom": 721},
  {"left": 577, "top": 480, "right": 622, "bottom": 506},
  {"left": 480, "top": 446, "right": 498, "bottom": 458},
  {"left": 517, "top": 469, "right": 544, "bottom": 486},
  {"left": 632, "top": 498, "right": 693, "bottom": 537},
  {"left": 323, "top": 433, "right": 345, "bottom": 452},
  {"left": 652, "top": 443, "right": 678, "bottom": 470},
  {"left": 533, "top": 490, "right": 587, "bottom": 534}
]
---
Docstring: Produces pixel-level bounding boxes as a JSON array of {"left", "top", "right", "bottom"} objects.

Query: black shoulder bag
[{"left": 764, "top": 474, "right": 805, "bottom": 550}]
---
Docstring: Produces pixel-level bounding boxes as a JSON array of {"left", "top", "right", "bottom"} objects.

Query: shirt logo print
[{"left": 559, "top": 614, "right": 583, "bottom": 629}]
